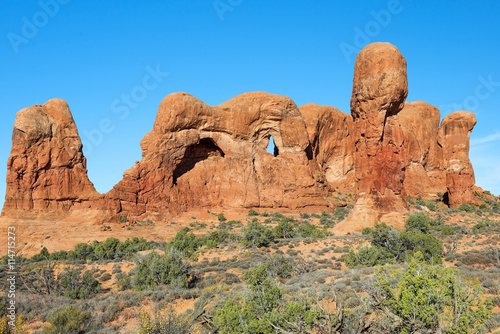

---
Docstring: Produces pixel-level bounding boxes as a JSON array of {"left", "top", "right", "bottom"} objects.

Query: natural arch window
[
  {"left": 172, "top": 138, "right": 225, "bottom": 184},
  {"left": 267, "top": 136, "right": 279, "bottom": 157}
]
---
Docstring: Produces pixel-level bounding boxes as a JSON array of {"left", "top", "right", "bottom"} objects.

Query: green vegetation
[
  {"left": 345, "top": 214, "right": 444, "bottom": 268},
  {"left": 138, "top": 308, "right": 193, "bottom": 334},
  {"left": 8, "top": 206, "right": 500, "bottom": 333},
  {"left": 240, "top": 220, "right": 276, "bottom": 248},
  {"left": 42, "top": 305, "right": 94, "bottom": 334},
  {"left": 375, "top": 252, "right": 492, "bottom": 333},
  {"left": 20, "top": 237, "right": 159, "bottom": 264},
  {"left": 166, "top": 228, "right": 203, "bottom": 257},
  {"left": 214, "top": 261, "right": 321, "bottom": 334},
  {"left": 59, "top": 268, "right": 101, "bottom": 299},
  {"left": 459, "top": 203, "right": 476, "bottom": 213},
  {"left": 131, "top": 249, "right": 191, "bottom": 290}
]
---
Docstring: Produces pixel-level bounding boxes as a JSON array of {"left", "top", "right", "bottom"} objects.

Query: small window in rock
[{"left": 266, "top": 136, "right": 279, "bottom": 157}]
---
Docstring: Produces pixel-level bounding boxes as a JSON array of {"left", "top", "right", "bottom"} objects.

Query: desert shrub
[
  {"left": 30, "top": 247, "right": 51, "bottom": 262},
  {"left": 344, "top": 246, "right": 396, "bottom": 267},
  {"left": 0, "top": 314, "right": 27, "bottom": 334},
  {"left": 374, "top": 252, "right": 493, "bottom": 333},
  {"left": 346, "top": 218, "right": 443, "bottom": 268},
  {"left": 202, "top": 229, "right": 235, "bottom": 248},
  {"left": 422, "top": 200, "right": 437, "bottom": 211},
  {"left": 115, "top": 237, "right": 156, "bottom": 257},
  {"left": 404, "top": 230, "right": 443, "bottom": 264},
  {"left": 131, "top": 249, "right": 191, "bottom": 290},
  {"left": 273, "top": 220, "right": 297, "bottom": 239},
  {"left": 441, "top": 225, "right": 455, "bottom": 236},
  {"left": 405, "top": 213, "right": 431, "bottom": 233},
  {"left": 42, "top": 305, "right": 94, "bottom": 334},
  {"left": 361, "top": 227, "right": 374, "bottom": 235},
  {"left": 479, "top": 203, "right": 490, "bottom": 211},
  {"left": 240, "top": 221, "right": 275, "bottom": 248},
  {"left": 214, "top": 262, "right": 322, "bottom": 334},
  {"left": 111, "top": 266, "right": 122, "bottom": 275},
  {"left": 459, "top": 203, "right": 476, "bottom": 213},
  {"left": 166, "top": 228, "right": 202, "bottom": 257},
  {"left": 99, "top": 273, "right": 112, "bottom": 282},
  {"left": 18, "top": 261, "right": 61, "bottom": 296},
  {"left": 28, "top": 237, "right": 156, "bottom": 264},
  {"left": 94, "top": 237, "right": 120, "bottom": 260},
  {"left": 49, "top": 250, "right": 68, "bottom": 261},
  {"left": 248, "top": 209, "right": 259, "bottom": 216},
  {"left": 1, "top": 255, "right": 27, "bottom": 266},
  {"left": 58, "top": 268, "right": 101, "bottom": 299},
  {"left": 66, "top": 238, "right": 156, "bottom": 263},
  {"left": 138, "top": 308, "right": 193, "bottom": 334},
  {"left": 262, "top": 255, "right": 293, "bottom": 279},
  {"left": 217, "top": 213, "right": 226, "bottom": 222},
  {"left": 297, "top": 222, "right": 326, "bottom": 238},
  {"left": 334, "top": 206, "right": 349, "bottom": 220},
  {"left": 116, "top": 273, "right": 132, "bottom": 291},
  {"left": 460, "top": 250, "right": 495, "bottom": 267},
  {"left": 472, "top": 220, "right": 495, "bottom": 233},
  {"left": 67, "top": 243, "right": 96, "bottom": 261}
]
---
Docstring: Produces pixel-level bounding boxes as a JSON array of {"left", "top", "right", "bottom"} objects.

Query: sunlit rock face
[{"left": 2, "top": 43, "right": 477, "bottom": 227}]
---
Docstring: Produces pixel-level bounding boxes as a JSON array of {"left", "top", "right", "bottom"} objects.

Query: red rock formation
[
  {"left": 2, "top": 99, "right": 98, "bottom": 215},
  {"left": 107, "top": 92, "right": 328, "bottom": 215},
  {"left": 299, "top": 103, "right": 355, "bottom": 192},
  {"left": 438, "top": 111, "right": 477, "bottom": 206},
  {"left": 398, "top": 101, "right": 446, "bottom": 199},
  {"left": 0, "top": 43, "right": 480, "bottom": 225},
  {"left": 348, "top": 42, "right": 409, "bottom": 223}
]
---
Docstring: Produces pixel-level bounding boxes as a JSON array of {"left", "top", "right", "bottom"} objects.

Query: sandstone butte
[{"left": 0, "top": 42, "right": 481, "bottom": 234}]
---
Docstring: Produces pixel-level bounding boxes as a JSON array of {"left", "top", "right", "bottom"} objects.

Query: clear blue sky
[{"left": 1, "top": 1, "right": 499, "bottom": 211}]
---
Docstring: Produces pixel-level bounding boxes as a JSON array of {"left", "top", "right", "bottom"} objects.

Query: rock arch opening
[
  {"left": 266, "top": 135, "right": 279, "bottom": 157},
  {"left": 172, "top": 138, "right": 225, "bottom": 185}
]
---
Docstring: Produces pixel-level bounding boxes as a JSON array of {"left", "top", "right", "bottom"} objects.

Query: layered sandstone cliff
[{"left": 1, "top": 43, "right": 479, "bottom": 225}]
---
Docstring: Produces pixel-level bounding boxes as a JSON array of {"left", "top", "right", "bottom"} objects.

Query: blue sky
[{"left": 1, "top": 0, "right": 499, "bottom": 211}]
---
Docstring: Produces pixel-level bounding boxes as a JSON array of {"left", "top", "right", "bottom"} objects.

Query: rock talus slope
[{"left": 1, "top": 43, "right": 479, "bottom": 230}]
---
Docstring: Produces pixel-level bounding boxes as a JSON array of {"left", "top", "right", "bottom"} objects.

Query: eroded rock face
[
  {"left": 398, "top": 101, "right": 447, "bottom": 199},
  {"left": 299, "top": 103, "right": 355, "bottom": 191},
  {"left": 1, "top": 43, "right": 480, "bottom": 225},
  {"left": 2, "top": 99, "right": 98, "bottom": 215},
  {"left": 438, "top": 111, "right": 477, "bottom": 207},
  {"left": 348, "top": 42, "right": 409, "bottom": 223},
  {"left": 107, "top": 92, "right": 328, "bottom": 215}
]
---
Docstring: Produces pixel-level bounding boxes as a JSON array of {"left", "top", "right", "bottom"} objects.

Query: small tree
[
  {"left": 240, "top": 221, "right": 275, "bottom": 248},
  {"left": 375, "top": 252, "right": 492, "bottom": 333},
  {"left": 166, "top": 228, "right": 202, "bottom": 257},
  {"left": 405, "top": 213, "right": 431, "bottom": 233},
  {"left": 132, "top": 249, "right": 191, "bottom": 290}
]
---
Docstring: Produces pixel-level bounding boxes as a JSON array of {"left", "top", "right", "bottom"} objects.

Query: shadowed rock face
[{"left": 1, "top": 43, "right": 479, "bottom": 225}]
